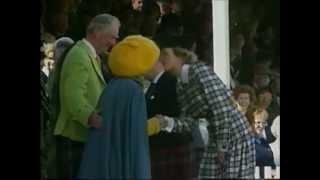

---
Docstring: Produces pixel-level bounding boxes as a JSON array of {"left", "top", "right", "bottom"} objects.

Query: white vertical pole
[{"left": 212, "top": 0, "right": 230, "bottom": 88}]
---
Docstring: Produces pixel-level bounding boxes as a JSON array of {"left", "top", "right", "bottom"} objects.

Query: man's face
[
  {"left": 258, "top": 91, "right": 273, "bottom": 108},
  {"left": 95, "top": 22, "right": 120, "bottom": 54}
]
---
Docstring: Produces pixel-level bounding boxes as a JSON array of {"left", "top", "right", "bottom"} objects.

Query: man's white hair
[{"left": 86, "top": 13, "right": 120, "bottom": 35}]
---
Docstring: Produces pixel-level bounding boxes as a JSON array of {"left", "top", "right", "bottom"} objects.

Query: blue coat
[{"left": 77, "top": 78, "right": 151, "bottom": 180}]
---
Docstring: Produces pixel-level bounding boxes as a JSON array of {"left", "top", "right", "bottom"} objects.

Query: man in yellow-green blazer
[{"left": 53, "top": 13, "right": 121, "bottom": 179}]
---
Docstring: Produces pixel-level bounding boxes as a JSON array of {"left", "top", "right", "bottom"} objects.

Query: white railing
[{"left": 255, "top": 166, "right": 280, "bottom": 179}]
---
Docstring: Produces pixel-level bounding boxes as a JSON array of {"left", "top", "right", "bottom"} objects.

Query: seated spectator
[
  {"left": 256, "top": 89, "right": 272, "bottom": 111},
  {"left": 253, "top": 110, "right": 276, "bottom": 169},
  {"left": 232, "top": 85, "right": 256, "bottom": 127},
  {"left": 256, "top": 88, "right": 277, "bottom": 143},
  {"left": 251, "top": 65, "right": 271, "bottom": 93},
  {"left": 42, "top": 43, "right": 55, "bottom": 78}
]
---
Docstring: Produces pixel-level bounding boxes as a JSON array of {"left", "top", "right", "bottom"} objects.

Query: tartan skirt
[
  {"left": 199, "top": 137, "right": 255, "bottom": 179},
  {"left": 150, "top": 144, "right": 193, "bottom": 180}
]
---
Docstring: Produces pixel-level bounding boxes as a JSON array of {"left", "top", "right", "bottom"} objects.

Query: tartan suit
[{"left": 172, "top": 62, "right": 255, "bottom": 179}]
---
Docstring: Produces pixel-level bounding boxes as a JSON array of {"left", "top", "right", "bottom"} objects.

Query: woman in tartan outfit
[{"left": 157, "top": 46, "right": 256, "bottom": 179}]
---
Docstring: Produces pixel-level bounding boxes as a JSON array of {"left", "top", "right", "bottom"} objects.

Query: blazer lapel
[
  {"left": 90, "top": 55, "right": 106, "bottom": 85},
  {"left": 78, "top": 41, "right": 106, "bottom": 85}
]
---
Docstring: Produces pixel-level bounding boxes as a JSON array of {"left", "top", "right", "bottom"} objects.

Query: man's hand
[{"left": 88, "top": 112, "right": 103, "bottom": 129}]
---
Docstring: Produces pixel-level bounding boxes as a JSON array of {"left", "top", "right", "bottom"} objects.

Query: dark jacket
[
  {"left": 255, "top": 134, "right": 276, "bottom": 169},
  {"left": 145, "top": 72, "right": 192, "bottom": 147}
]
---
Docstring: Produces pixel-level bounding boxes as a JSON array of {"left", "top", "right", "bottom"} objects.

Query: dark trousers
[{"left": 55, "top": 136, "right": 84, "bottom": 180}]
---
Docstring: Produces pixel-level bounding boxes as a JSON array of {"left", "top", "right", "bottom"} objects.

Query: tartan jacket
[
  {"left": 172, "top": 62, "right": 254, "bottom": 152},
  {"left": 171, "top": 62, "right": 255, "bottom": 178}
]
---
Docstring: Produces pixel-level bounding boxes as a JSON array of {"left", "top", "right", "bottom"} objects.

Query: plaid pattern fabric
[
  {"left": 41, "top": 73, "right": 51, "bottom": 179},
  {"left": 150, "top": 144, "right": 193, "bottom": 180},
  {"left": 55, "top": 136, "right": 84, "bottom": 179},
  {"left": 173, "top": 62, "right": 255, "bottom": 179}
]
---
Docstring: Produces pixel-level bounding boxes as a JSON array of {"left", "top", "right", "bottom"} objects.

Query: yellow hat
[{"left": 108, "top": 35, "right": 160, "bottom": 77}]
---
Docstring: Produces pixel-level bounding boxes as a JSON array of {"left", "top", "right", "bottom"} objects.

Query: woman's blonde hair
[
  {"left": 253, "top": 109, "right": 269, "bottom": 122},
  {"left": 172, "top": 47, "right": 198, "bottom": 64}
]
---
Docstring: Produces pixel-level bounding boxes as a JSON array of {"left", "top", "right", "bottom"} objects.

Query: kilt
[
  {"left": 54, "top": 136, "right": 84, "bottom": 180},
  {"left": 150, "top": 144, "right": 193, "bottom": 180}
]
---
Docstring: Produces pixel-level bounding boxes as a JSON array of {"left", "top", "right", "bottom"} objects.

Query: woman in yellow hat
[{"left": 77, "top": 35, "right": 165, "bottom": 179}]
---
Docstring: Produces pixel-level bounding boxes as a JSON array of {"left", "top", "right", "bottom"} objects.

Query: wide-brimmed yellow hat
[{"left": 108, "top": 35, "right": 160, "bottom": 77}]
